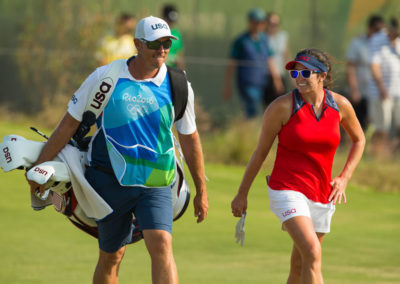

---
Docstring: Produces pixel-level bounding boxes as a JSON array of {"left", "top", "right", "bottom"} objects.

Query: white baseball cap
[{"left": 135, "top": 16, "right": 178, "bottom": 41}]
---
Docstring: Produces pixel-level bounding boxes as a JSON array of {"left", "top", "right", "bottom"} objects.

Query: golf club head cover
[
  {"left": 27, "top": 164, "right": 55, "bottom": 185},
  {"left": 0, "top": 135, "right": 45, "bottom": 172}
]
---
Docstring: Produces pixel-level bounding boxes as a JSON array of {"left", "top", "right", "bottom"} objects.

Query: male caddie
[{"left": 27, "top": 16, "right": 209, "bottom": 284}]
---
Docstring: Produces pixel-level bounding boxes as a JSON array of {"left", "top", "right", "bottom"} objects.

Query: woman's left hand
[
  {"left": 328, "top": 176, "right": 349, "bottom": 205},
  {"left": 231, "top": 193, "right": 248, "bottom": 218}
]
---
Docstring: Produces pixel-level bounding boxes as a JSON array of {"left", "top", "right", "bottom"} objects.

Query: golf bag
[{"left": 0, "top": 134, "right": 191, "bottom": 244}]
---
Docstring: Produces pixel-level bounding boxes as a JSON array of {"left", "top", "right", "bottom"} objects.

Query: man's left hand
[{"left": 193, "top": 191, "right": 208, "bottom": 223}]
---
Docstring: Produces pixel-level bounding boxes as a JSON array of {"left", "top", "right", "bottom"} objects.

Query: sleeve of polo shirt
[
  {"left": 230, "top": 37, "right": 242, "bottom": 59},
  {"left": 266, "top": 44, "right": 274, "bottom": 57},
  {"left": 346, "top": 38, "right": 358, "bottom": 62},
  {"left": 369, "top": 33, "right": 384, "bottom": 64},
  {"left": 265, "top": 35, "right": 274, "bottom": 58},
  {"left": 174, "top": 81, "right": 197, "bottom": 135},
  {"left": 67, "top": 65, "right": 108, "bottom": 122}
]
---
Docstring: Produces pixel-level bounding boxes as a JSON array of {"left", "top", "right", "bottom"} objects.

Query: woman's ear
[{"left": 319, "top": 72, "right": 327, "bottom": 82}]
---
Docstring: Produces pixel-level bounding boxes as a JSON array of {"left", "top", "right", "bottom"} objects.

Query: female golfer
[{"left": 231, "top": 48, "right": 365, "bottom": 283}]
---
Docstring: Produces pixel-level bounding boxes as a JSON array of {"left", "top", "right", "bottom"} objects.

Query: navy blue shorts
[{"left": 85, "top": 166, "right": 173, "bottom": 253}]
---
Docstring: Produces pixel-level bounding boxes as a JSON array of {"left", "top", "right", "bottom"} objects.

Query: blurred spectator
[
  {"left": 162, "top": 4, "right": 185, "bottom": 69},
  {"left": 222, "top": 8, "right": 283, "bottom": 119},
  {"left": 96, "top": 13, "right": 137, "bottom": 65},
  {"left": 263, "top": 12, "right": 290, "bottom": 107},
  {"left": 368, "top": 17, "right": 400, "bottom": 156},
  {"left": 346, "top": 15, "right": 384, "bottom": 130}
]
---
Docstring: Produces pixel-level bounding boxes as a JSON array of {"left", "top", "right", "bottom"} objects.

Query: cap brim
[
  {"left": 285, "top": 60, "right": 319, "bottom": 71},
  {"left": 145, "top": 34, "right": 178, "bottom": 41}
]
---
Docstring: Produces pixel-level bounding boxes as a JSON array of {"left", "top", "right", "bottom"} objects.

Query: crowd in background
[
  {"left": 96, "top": 4, "right": 185, "bottom": 68},
  {"left": 222, "top": 8, "right": 287, "bottom": 119},
  {"left": 95, "top": 5, "right": 400, "bottom": 158},
  {"left": 346, "top": 14, "right": 400, "bottom": 157},
  {"left": 219, "top": 8, "right": 400, "bottom": 158}
]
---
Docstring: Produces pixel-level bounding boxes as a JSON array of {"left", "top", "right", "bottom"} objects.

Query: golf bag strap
[
  {"left": 167, "top": 65, "right": 189, "bottom": 122},
  {"left": 73, "top": 59, "right": 126, "bottom": 145},
  {"left": 85, "top": 59, "right": 126, "bottom": 119}
]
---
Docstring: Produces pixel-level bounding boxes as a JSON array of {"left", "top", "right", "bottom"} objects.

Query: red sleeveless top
[{"left": 268, "top": 89, "right": 341, "bottom": 204}]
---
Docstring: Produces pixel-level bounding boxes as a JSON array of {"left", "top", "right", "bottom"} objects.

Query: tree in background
[{"left": 16, "top": 1, "right": 109, "bottom": 113}]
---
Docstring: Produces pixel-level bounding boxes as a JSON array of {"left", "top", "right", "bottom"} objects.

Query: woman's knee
[
  {"left": 284, "top": 217, "right": 322, "bottom": 263},
  {"left": 290, "top": 251, "right": 302, "bottom": 275},
  {"left": 301, "top": 241, "right": 322, "bottom": 265}
]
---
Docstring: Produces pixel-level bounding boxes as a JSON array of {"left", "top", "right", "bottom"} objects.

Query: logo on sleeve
[
  {"left": 71, "top": 95, "right": 78, "bottom": 104},
  {"left": 90, "top": 77, "right": 113, "bottom": 110}
]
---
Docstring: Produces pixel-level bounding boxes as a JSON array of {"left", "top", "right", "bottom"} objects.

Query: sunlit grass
[{"left": 1, "top": 118, "right": 399, "bottom": 283}]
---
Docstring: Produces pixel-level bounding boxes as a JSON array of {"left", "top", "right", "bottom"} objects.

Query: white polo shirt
[
  {"left": 368, "top": 31, "right": 400, "bottom": 99},
  {"left": 68, "top": 60, "right": 197, "bottom": 135}
]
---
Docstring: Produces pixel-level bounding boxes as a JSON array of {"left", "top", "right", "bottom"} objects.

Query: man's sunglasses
[
  {"left": 140, "top": 39, "right": 172, "bottom": 50},
  {"left": 289, "top": 70, "right": 321, "bottom": 79}
]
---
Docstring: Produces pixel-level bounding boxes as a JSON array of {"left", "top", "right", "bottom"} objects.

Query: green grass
[
  {"left": 0, "top": 163, "right": 399, "bottom": 283},
  {"left": 1, "top": 121, "right": 400, "bottom": 283}
]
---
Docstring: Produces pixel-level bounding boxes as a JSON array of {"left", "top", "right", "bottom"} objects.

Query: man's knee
[
  {"left": 143, "top": 230, "right": 173, "bottom": 259},
  {"left": 98, "top": 247, "right": 126, "bottom": 267}
]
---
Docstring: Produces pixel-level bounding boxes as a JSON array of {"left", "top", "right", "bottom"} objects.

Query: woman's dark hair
[{"left": 298, "top": 48, "right": 333, "bottom": 89}]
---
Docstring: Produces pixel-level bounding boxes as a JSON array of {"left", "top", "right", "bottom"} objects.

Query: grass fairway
[
  {"left": 1, "top": 122, "right": 400, "bottom": 283},
  {"left": 0, "top": 163, "right": 399, "bottom": 283}
]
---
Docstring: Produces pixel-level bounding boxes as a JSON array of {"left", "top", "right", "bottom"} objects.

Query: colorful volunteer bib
[{"left": 102, "top": 75, "right": 176, "bottom": 187}]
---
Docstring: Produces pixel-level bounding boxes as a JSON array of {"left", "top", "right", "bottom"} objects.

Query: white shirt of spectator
[
  {"left": 346, "top": 34, "right": 372, "bottom": 97},
  {"left": 368, "top": 30, "right": 400, "bottom": 99}
]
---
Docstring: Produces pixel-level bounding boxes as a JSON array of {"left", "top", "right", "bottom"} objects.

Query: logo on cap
[
  {"left": 296, "top": 55, "right": 310, "bottom": 62},
  {"left": 151, "top": 23, "right": 169, "bottom": 30}
]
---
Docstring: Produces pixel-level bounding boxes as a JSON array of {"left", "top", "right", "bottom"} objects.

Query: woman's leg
[{"left": 284, "top": 216, "right": 325, "bottom": 284}]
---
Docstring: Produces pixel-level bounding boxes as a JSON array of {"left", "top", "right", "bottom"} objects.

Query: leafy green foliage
[
  {"left": 3, "top": 0, "right": 400, "bottom": 121},
  {"left": 16, "top": 1, "right": 109, "bottom": 111}
]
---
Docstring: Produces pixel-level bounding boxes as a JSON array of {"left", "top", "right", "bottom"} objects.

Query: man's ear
[{"left": 134, "top": 38, "right": 142, "bottom": 52}]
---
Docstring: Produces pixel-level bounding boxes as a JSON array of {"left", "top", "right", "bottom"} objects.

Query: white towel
[
  {"left": 235, "top": 213, "right": 246, "bottom": 246},
  {"left": 57, "top": 145, "right": 113, "bottom": 220}
]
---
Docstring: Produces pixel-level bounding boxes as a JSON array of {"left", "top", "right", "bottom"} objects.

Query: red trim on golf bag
[{"left": 58, "top": 188, "right": 143, "bottom": 244}]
